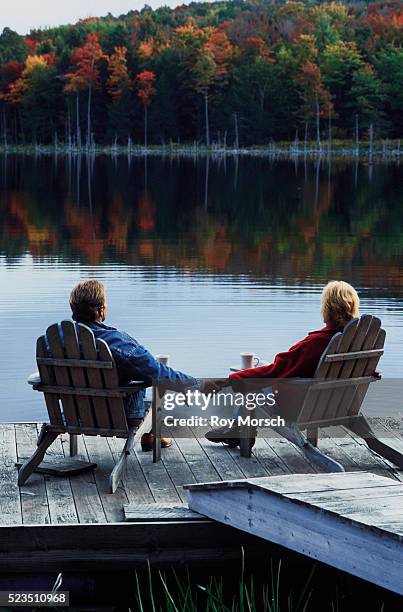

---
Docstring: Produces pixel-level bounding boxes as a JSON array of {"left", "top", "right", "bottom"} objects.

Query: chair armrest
[
  {"left": 119, "top": 381, "right": 146, "bottom": 395},
  {"left": 27, "top": 372, "right": 41, "bottom": 386}
]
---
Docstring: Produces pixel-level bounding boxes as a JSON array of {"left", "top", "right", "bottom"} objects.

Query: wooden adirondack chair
[
  {"left": 18, "top": 320, "right": 158, "bottom": 493},
  {"left": 239, "top": 314, "right": 403, "bottom": 472}
]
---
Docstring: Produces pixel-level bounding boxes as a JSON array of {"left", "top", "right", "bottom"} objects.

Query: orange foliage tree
[
  {"left": 297, "top": 61, "right": 333, "bottom": 146},
  {"left": 107, "top": 46, "right": 130, "bottom": 101},
  {"left": 64, "top": 33, "right": 105, "bottom": 147},
  {"left": 135, "top": 70, "right": 156, "bottom": 147}
]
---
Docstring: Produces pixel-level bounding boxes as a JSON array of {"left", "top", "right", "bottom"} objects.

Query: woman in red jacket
[{"left": 205, "top": 280, "right": 360, "bottom": 445}]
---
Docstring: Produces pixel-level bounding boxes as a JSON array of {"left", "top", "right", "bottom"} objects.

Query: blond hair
[
  {"left": 321, "top": 281, "right": 359, "bottom": 326},
  {"left": 70, "top": 279, "right": 106, "bottom": 323}
]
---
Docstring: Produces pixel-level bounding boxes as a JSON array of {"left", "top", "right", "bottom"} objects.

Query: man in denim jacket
[{"left": 69, "top": 279, "right": 199, "bottom": 451}]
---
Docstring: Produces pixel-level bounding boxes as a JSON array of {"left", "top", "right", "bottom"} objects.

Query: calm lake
[{"left": 1, "top": 155, "right": 403, "bottom": 421}]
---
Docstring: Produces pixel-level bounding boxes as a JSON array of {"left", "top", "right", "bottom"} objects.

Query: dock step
[
  {"left": 186, "top": 471, "right": 403, "bottom": 595},
  {"left": 124, "top": 502, "right": 208, "bottom": 522}
]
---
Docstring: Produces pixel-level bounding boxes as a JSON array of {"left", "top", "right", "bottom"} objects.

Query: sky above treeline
[{"left": 1, "top": 1, "right": 191, "bottom": 34}]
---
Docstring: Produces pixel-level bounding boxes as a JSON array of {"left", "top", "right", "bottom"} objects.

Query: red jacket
[{"left": 229, "top": 324, "right": 343, "bottom": 383}]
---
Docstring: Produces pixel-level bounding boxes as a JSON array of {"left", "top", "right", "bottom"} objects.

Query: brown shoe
[{"left": 141, "top": 432, "right": 172, "bottom": 452}]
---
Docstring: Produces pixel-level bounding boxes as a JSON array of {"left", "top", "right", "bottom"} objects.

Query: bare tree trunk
[
  {"left": 369, "top": 123, "right": 374, "bottom": 162},
  {"left": 204, "top": 92, "right": 210, "bottom": 147},
  {"left": 18, "top": 107, "right": 25, "bottom": 145},
  {"left": 76, "top": 92, "right": 81, "bottom": 148},
  {"left": 234, "top": 112, "right": 239, "bottom": 149},
  {"left": 87, "top": 86, "right": 92, "bottom": 148},
  {"left": 68, "top": 108, "right": 72, "bottom": 149},
  {"left": 315, "top": 93, "right": 321, "bottom": 151},
  {"left": 13, "top": 111, "right": 17, "bottom": 144},
  {"left": 2, "top": 105, "right": 7, "bottom": 147},
  {"left": 144, "top": 105, "right": 148, "bottom": 148},
  {"left": 355, "top": 114, "right": 359, "bottom": 156},
  {"left": 204, "top": 154, "right": 209, "bottom": 210},
  {"left": 328, "top": 103, "right": 332, "bottom": 154},
  {"left": 304, "top": 122, "right": 308, "bottom": 154}
]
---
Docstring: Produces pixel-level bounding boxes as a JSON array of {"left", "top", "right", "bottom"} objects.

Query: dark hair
[{"left": 69, "top": 279, "right": 105, "bottom": 323}]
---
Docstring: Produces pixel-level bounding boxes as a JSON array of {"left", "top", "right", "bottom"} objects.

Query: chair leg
[
  {"left": 109, "top": 428, "right": 136, "bottom": 494},
  {"left": 307, "top": 426, "right": 319, "bottom": 447},
  {"left": 347, "top": 416, "right": 403, "bottom": 469},
  {"left": 238, "top": 405, "right": 257, "bottom": 458},
  {"left": 239, "top": 424, "right": 257, "bottom": 458},
  {"left": 152, "top": 385, "right": 162, "bottom": 463},
  {"left": 272, "top": 424, "right": 344, "bottom": 472},
  {"left": 133, "top": 408, "right": 152, "bottom": 443},
  {"left": 69, "top": 434, "right": 78, "bottom": 457},
  {"left": 239, "top": 434, "right": 252, "bottom": 458},
  {"left": 18, "top": 425, "right": 59, "bottom": 486}
]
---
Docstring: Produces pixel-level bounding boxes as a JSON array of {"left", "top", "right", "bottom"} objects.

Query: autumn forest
[{"left": 0, "top": 0, "right": 403, "bottom": 147}]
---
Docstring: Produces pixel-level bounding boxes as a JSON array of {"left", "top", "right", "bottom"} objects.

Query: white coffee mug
[
  {"left": 240, "top": 352, "right": 260, "bottom": 369},
  {"left": 156, "top": 354, "right": 170, "bottom": 365}
]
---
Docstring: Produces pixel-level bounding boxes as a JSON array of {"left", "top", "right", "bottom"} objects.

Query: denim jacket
[{"left": 77, "top": 321, "right": 198, "bottom": 419}]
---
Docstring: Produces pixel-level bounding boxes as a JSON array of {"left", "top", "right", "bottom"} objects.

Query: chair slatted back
[
  {"left": 297, "top": 315, "right": 385, "bottom": 427},
  {"left": 37, "top": 320, "right": 129, "bottom": 436},
  {"left": 97, "top": 339, "right": 129, "bottom": 430},
  {"left": 36, "top": 336, "right": 65, "bottom": 427}
]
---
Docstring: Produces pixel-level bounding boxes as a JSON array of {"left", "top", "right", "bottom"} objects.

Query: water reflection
[
  {"left": 1, "top": 156, "right": 403, "bottom": 288},
  {"left": 1, "top": 155, "right": 403, "bottom": 420}
]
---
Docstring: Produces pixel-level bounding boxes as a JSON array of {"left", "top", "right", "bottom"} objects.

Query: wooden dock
[
  {"left": 186, "top": 472, "right": 403, "bottom": 595},
  {"left": 0, "top": 420, "right": 402, "bottom": 573}
]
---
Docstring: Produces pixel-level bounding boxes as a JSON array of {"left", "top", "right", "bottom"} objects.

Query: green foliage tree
[
  {"left": 349, "top": 64, "right": 385, "bottom": 132},
  {"left": 321, "top": 40, "right": 363, "bottom": 131},
  {"left": 0, "top": 1, "right": 403, "bottom": 145},
  {"left": 376, "top": 46, "right": 403, "bottom": 133},
  {"left": 0, "top": 28, "right": 28, "bottom": 64},
  {"left": 20, "top": 57, "right": 60, "bottom": 143}
]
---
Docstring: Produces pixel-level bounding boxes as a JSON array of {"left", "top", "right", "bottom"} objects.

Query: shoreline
[{"left": 0, "top": 140, "right": 402, "bottom": 160}]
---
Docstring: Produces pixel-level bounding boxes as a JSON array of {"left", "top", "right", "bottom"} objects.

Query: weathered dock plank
[
  {"left": 0, "top": 424, "right": 21, "bottom": 525},
  {"left": 133, "top": 442, "right": 182, "bottom": 504},
  {"left": 265, "top": 434, "right": 318, "bottom": 473},
  {"left": 83, "top": 434, "right": 128, "bottom": 522},
  {"left": 42, "top": 428, "right": 78, "bottom": 524},
  {"left": 186, "top": 472, "right": 403, "bottom": 595},
  {"left": 226, "top": 445, "right": 269, "bottom": 478},
  {"left": 314, "top": 427, "right": 362, "bottom": 472},
  {"left": 107, "top": 436, "right": 155, "bottom": 504},
  {"left": 159, "top": 439, "right": 197, "bottom": 502},
  {"left": 15, "top": 423, "right": 50, "bottom": 525},
  {"left": 330, "top": 425, "right": 401, "bottom": 479},
  {"left": 197, "top": 428, "right": 246, "bottom": 480},
  {"left": 251, "top": 436, "right": 291, "bottom": 476},
  {"left": 61, "top": 433, "right": 107, "bottom": 524},
  {"left": 174, "top": 427, "right": 220, "bottom": 482},
  {"left": 124, "top": 503, "right": 206, "bottom": 522}
]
